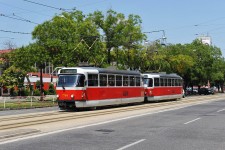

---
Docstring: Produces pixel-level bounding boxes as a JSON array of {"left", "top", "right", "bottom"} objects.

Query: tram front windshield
[{"left": 57, "top": 74, "right": 85, "bottom": 87}]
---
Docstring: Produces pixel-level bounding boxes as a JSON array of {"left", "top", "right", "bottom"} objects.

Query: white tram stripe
[
  {"left": 116, "top": 139, "right": 146, "bottom": 150},
  {"left": 184, "top": 117, "right": 201, "bottom": 125}
]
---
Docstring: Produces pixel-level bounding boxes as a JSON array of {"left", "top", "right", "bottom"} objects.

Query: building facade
[{"left": 197, "top": 35, "right": 212, "bottom": 46}]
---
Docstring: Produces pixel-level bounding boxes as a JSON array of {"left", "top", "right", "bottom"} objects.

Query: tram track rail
[
  {"left": 0, "top": 94, "right": 224, "bottom": 131},
  {"left": 0, "top": 112, "right": 64, "bottom": 122}
]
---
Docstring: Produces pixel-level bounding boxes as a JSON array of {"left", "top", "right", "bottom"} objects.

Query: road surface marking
[
  {"left": 184, "top": 117, "right": 201, "bottom": 125},
  {"left": 116, "top": 139, "right": 146, "bottom": 150},
  {"left": 217, "top": 108, "right": 225, "bottom": 112}
]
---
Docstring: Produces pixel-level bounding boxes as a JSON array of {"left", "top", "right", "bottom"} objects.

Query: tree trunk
[
  {"left": 25, "top": 75, "right": 32, "bottom": 96},
  {"left": 107, "top": 48, "right": 111, "bottom": 64},
  {"left": 221, "top": 83, "right": 224, "bottom": 93}
]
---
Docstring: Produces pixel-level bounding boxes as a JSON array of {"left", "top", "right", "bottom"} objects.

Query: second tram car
[
  {"left": 56, "top": 67, "right": 144, "bottom": 109},
  {"left": 143, "top": 73, "right": 183, "bottom": 102}
]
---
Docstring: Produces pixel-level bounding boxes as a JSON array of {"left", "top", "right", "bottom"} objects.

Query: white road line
[
  {"left": 184, "top": 117, "right": 201, "bottom": 125},
  {"left": 217, "top": 108, "right": 225, "bottom": 112},
  {"left": 116, "top": 139, "right": 146, "bottom": 150}
]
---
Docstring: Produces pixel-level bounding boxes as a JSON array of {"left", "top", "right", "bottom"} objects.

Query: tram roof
[
  {"left": 59, "top": 67, "right": 141, "bottom": 76},
  {"left": 142, "top": 73, "right": 182, "bottom": 79}
]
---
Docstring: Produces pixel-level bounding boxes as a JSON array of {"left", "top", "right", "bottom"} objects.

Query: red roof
[
  {"left": 0, "top": 49, "right": 13, "bottom": 54},
  {"left": 28, "top": 72, "right": 57, "bottom": 78}
]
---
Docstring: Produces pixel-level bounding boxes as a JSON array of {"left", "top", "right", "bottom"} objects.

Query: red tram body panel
[
  {"left": 56, "top": 67, "right": 144, "bottom": 109},
  {"left": 143, "top": 73, "right": 183, "bottom": 101}
]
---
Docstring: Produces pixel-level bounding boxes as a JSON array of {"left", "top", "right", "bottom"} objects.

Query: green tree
[
  {"left": 0, "top": 66, "right": 25, "bottom": 92},
  {"left": 89, "top": 9, "right": 146, "bottom": 65},
  {"left": 210, "top": 47, "right": 225, "bottom": 92},
  {"left": 1, "top": 46, "right": 39, "bottom": 95},
  {"left": 32, "top": 10, "right": 104, "bottom": 67},
  {"left": 158, "top": 40, "right": 225, "bottom": 91},
  {"left": 48, "top": 83, "right": 56, "bottom": 95}
]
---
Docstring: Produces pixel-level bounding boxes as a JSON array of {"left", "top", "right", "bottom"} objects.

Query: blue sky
[{"left": 1, "top": 0, "right": 225, "bottom": 56}]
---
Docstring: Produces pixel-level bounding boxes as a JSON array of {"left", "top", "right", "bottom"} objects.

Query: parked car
[
  {"left": 185, "top": 87, "right": 198, "bottom": 95},
  {"left": 198, "top": 87, "right": 214, "bottom": 95}
]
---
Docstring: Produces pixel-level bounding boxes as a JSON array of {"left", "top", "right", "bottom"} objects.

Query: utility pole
[
  {"left": 38, "top": 63, "right": 45, "bottom": 101},
  {"left": 144, "top": 30, "right": 167, "bottom": 46}
]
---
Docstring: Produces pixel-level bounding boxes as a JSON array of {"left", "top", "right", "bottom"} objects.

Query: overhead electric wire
[
  {"left": 0, "top": 1, "right": 52, "bottom": 17},
  {"left": 23, "top": 0, "right": 62, "bottom": 10},
  {"left": 0, "top": 13, "right": 39, "bottom": 24},
  {"left": 12, "top": 13, "right": 39, "bottom": 25},
  {"left": 0, "top": 29, "right": 31, "bottom": 35},
  {"left": 194, "top": 16, "right": 225, "bottom": 26},
  {"left": 23, "top": 0, "right": 75, "bottom": 12}
]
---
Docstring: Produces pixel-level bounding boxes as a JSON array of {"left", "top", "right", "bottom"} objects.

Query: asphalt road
[{"left": 1, "top": 97, "right": 225, "bottom": 150}]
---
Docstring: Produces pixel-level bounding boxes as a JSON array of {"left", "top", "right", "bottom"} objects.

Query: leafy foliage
[{"left": 89, "top": 9, "right": 146, "bottom": 65}]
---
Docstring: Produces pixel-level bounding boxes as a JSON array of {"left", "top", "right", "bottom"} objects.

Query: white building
[{"left": 197, "top": 35, "right": 212, "bottom": 46}]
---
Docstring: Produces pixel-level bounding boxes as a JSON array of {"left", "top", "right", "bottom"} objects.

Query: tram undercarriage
[{"left": 58, "top": 101, "right": 76, "bottom": 110}]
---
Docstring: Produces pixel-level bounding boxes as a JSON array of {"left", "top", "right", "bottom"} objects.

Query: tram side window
[
  {"left": 179, "top": 79, "right": 183, "bottom": 86},
  {"left": 168, "top": 79, "right": 172, "bottom": 86},
  {"left": 164, "top": 78, "right": 168, "bottom": 86},
  {"left": 154, "top": 78, "right": 159, "bottom": 86},
  {"left": 175, "top": 79, "right": 179, "bottom": 86},
  {"left": 77, "top": 75, "right": 85, "bottom": 87},
  {"left": 130, "top": 76, "right": 135, "bottom": 86},
  {"left": 100, "top": 74, "right": 107, "bottom": 86},
  {"left": 172, "top": 79, "right": 175, "bottom": 86},
  {"left": 136, "top": 77, "right": 141, "bottom": 86},
  {"left": 108, "top": 75, "right": 115, "bottom": 86},
  {"left": 160, "top": 78, "right": 164, "bottom": 86},
  {"left": 148, "top": 78, "right": 153, "bottom": 87},
  {"left": 88, "top": 74, "right": 98, "bottom": 86},
  {"left": 123, "top": 76, "right": 129, "bottom": 86},
  {"left": 116, "top": 75, "right": 122, "bottom": 86},
  {"left": 163, "top": 78, "right": 167, "bottom": 86}
]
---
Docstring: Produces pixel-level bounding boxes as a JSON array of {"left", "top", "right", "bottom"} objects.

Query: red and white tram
[
  {"left": 56, "top": 67, "right": 144, "bottom": 109},
  {"left": 143, "top": 73, "right": 183, "bottom": 102}
]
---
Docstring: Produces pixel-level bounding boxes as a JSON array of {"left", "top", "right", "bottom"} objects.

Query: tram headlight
[
  {"left": 57, "top": 94, "right": 59, "bottom": 98},
  {"left": 71, "top": 94, "right": 74, "bottom": 98}
]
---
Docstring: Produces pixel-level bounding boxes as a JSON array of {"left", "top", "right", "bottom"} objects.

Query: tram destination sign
[{"left": 60, "top": 69, "right": 77, "bottom": 74}]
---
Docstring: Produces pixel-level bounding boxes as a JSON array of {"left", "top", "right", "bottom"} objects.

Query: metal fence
[{"left": 0, "top": 95, "right": 57, "bottom": 110}]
